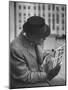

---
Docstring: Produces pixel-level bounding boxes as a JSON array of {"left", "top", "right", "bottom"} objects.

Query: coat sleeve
[{"left": 10, "top": 48, "right": 47, "bottom": 83}]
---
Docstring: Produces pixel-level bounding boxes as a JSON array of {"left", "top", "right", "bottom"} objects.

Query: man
[{"left": 10, "top": 16, "right": 61, "bottom": 89}]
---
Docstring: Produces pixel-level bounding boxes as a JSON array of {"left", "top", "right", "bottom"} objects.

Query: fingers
[
  {"left": 47, "top": 64, "right": 61, "bottom": 80},
  {"left": 56, "top": 58, "right": 62, "bottom": 66}
]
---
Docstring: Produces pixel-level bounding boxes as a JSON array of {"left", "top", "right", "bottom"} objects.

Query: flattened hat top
[
  {"left": 23, "top": 16, "right": 50, "bottom": 38},
  {"left": 27, "top": 16, "right": 45, "bottom": 27}
]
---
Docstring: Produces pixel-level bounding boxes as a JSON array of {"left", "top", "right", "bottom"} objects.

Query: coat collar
[{"left": 19, "top": 32, "right": 36, "bottom": 58}]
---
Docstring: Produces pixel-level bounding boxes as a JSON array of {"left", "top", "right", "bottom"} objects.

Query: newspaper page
[{"left": 42, "top": 43, "right": 65, "bottom": 70}]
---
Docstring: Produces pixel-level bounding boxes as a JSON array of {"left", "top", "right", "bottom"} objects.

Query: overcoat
[{"left": 10, "top": 33, "right": 48, "bottom": 89}]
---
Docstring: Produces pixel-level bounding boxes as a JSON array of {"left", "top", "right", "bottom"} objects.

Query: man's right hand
[{"left": 47, "top": 63, "right": 61, "bottom": 81}]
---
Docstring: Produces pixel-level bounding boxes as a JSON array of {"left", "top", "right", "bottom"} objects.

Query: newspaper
[
  {"left": 54, "top": 43, "right": 65, "bottom": 65},
  {"left": 41, "top": 43, "right": 65, "bottom": 70}
]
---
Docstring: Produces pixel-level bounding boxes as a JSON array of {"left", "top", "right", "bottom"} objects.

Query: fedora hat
[{"left": 23, "top": 16, "right": 50, "bottom": 39}]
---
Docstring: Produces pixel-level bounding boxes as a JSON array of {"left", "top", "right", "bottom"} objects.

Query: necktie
[{"left": 34, "top": 44, "right": 43, "bottom": 65}]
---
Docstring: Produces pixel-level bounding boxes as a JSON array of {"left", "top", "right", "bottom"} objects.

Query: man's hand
[
  {"left": 40, "top": 53, "right": 61, "bottom": 81},
  {"left": 47, "top": 63, "right": 61, "bottom": 81},
  {"left": 40, "top": 54, "right": 54, "bottom": 73}
]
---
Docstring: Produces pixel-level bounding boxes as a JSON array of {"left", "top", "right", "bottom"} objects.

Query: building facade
[{"left": 10, "top": 2, "right": 66, "bottom": 41}]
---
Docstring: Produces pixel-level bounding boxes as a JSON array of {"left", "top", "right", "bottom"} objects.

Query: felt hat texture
[{"left": 23, "top": 16, "right": 50, "bottom": 38}]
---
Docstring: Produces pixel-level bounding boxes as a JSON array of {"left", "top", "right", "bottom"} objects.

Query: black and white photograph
[{"left": 9, "top": 1, "right": 66, "bottom": 89}]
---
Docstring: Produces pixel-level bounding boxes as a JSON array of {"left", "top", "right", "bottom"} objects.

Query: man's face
[
  {"left": 27, "top": 33, "right": 45, "bottom": 45},
  {"left": 34, "top": 38, "right": 44, "bottom": 45}
]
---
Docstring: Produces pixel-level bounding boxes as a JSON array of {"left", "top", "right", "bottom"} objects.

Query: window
[
  {"left": 52, "top": 4, "right": 55, "bottom": 11},
  {"left": 52, "top": 14, "right": 54, "bottom": 18},
  {"left": 56, "top": 26, "right": 59, "bottom": 35},
  {"left": 62, "top": 7, "right": 64, "bottom": 11},
  {"left": 28, "top": 13, "right": 30, "bottom": 16},
  {"left": 23, "top": 5, "right": 26, "bottom": 9},
  {"left": 52, "top": 14, "right": 55, "bottom": 30},
  {"left": 48, "top": 13, "right": 51, "bottom": 17},
  {"left": 19, "top": 19, "right": 21, "bottom": 23},
  {"left": 38, "top": 4, "right": 41, "bottom": 10},
  {"left": 56, "top": 13, "right": 59, "bottom": 24},
  {"left": 43, "top": 4, "right": 45, "bottom": 10},
  {"left": 19, "top": 26, "right": 21, "bottom": 30},
  {"left": 34, "top": 13, "right": 36, "bottom": 16},
  {"left": 24, "top": 20, "right": 26, "bottom": 23},
  {"left": 38, "top": 12, "right": 41, "bottom": 16},
  {"left": 52, "top": 24, "right": 55, "bottom": 30},
  {"left": 56, "top": 7, "right": 59, "bottom": 11},
  {"left": 43, "top": 13, "right": 45, "bottom": 17},
  {"left": 19, "top": 5, "right": 21, "bottom": 9},
  {"left": 53, "top": 21, "right": 55, "bottom": 30},
  {"left": 62, "top": 19, "right": 64, "bottom": 24},
  {"left": 57, "top": 26, "right": 59, "bottom": 31},
  {"left": 19, "top": 13, "right": 21, "bottom": 17},
  {"left": 62, "top": 25, "right": 64, "bottom": 30},
  {"left": 28, "top": 6, "right": 30, "bottom": 9},
  {"left": 34, "top": 6, "right": 36, "bottom": 10},
  {"left": 48, "top": 4, "right": 51, "bottom": 10},
  {"left": 62, "top": 13, "right": 64, "bottom": 17},
  {"left": 24, "top": 13, "right": 26, "bottom": 16}
]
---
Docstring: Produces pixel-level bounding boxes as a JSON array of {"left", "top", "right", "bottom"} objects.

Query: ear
[{"left": 23, "top": 32, "right": 26, "bottom": 36}]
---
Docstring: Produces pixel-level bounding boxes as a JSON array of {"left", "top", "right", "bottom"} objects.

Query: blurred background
[
  {"left": 9, "top": 1, "right": 66, "bottom": 42},
  {"left": 9, "top": 1, "right": 66, "bottom": 84}
]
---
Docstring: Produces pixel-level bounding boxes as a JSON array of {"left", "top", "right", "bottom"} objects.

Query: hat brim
[{"left": 23, "top": 22, "right": 50, "bottom": 39}]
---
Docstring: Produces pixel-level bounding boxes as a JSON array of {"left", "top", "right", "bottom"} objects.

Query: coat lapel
[{"left": 19, "top": 33, "right": 37, "bottom": 58}]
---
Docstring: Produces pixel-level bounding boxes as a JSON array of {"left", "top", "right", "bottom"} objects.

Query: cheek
[
  {"left": 32, "top": 36, "right": 41, "bottom": 42},
  {"left": 40, "top": 39, "right": 44, "bottom": 45}
]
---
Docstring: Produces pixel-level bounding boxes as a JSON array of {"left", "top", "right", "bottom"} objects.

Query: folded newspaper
[
  {"left": 54, "top": 43, "right": 65, "bottom": 65},
  {"left": 42, "top": 43, "right": 65, "bottom": 71}
]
